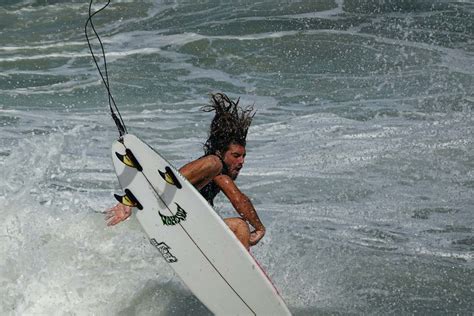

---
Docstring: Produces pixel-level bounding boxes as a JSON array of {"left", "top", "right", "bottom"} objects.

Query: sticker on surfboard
[
  {"left": 158, "top": 203, "right": 187, "bottom": 226},
  {"left": 150, "top": 239, "right": 178, "bottom": 263}
]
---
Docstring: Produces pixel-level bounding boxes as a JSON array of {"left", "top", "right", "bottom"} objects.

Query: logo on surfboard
[
  {"left": 158, "top": 203, "right": 187, "bottom": 226},
  {"left": 150, "top": 239, "right": 177, "bottom": 263}
]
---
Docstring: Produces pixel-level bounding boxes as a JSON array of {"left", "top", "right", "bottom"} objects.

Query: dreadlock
[{"left": 203, "top": 93, "right": 255, "bottom": 155}]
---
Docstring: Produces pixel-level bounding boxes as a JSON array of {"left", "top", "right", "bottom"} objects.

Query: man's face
[{"left": 221, "top": 144, "right": 246, "bottom": 180}]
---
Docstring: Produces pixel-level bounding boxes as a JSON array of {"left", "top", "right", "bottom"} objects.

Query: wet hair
[{"left": 203, "top": 93, "right": 255, "bottom": 155}]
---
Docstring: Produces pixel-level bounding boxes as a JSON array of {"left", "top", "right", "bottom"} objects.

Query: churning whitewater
[{"left": 1, "top": 1, "right": 473, "bottom": 315}]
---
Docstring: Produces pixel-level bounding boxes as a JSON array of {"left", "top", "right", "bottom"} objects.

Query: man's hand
[
  {"left": 106, "top": 203, "right": 132, "bottom": 226},
  {"left": 249, "top": 227, "right": 266, "bottom": 246}
]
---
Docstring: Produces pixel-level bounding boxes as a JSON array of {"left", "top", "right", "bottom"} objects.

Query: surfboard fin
[
  {"left": 114, "top": 189, "right": 143, "bottom": 210},
  {"left": 115, "top": 149, "right": 143, "bottom": 171},
  {"left": 159, "top": 166, "right": 182, "bottom": 189}
]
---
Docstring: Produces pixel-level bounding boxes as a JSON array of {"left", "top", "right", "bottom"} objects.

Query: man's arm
[
  {"left": 179, "top": 155, "right": 222, "bottom": 190},
  {"left": 107, "top": 155, "right": 223, "bottom": 226},
  {"left": 213, "top": 174, "right": 266, "bottom": 245}
]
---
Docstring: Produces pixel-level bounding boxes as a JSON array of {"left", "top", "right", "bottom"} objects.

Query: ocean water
[{"left": 1, "top": 0, "right": 473, "bottom": 314}]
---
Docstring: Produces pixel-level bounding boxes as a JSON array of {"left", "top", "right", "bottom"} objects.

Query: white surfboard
[{"left": 111, "top": 134, "right": 291, "bottom": 316}]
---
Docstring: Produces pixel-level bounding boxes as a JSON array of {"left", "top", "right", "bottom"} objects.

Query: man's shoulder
[
  {"left": 198, "top": 154, "right": 223, "bottom": 170},
  {"left": 199, "top": 154, "right": 221, "bottom": 163}
]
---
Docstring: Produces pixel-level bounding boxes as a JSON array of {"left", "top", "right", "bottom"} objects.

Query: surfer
[{"left": 106, "top": 93, "right": 265, "bottom": 249}]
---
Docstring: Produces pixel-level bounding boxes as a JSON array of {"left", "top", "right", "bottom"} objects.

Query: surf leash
[{"left": 84, "top": 0, "right": 128, "bottom": 137}]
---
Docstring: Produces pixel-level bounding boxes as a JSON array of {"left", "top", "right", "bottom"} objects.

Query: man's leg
[{"left": 224, "top": 217, "right": 251, "bottom": 250}]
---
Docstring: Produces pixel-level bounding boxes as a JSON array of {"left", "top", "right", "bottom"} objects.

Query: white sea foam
[
  {"left": 0, "top": 47, "right": 162, "bottom": 63},
  {"left": 0, "top": 41, "right": 85, "bottom": 51},
  {"left": 1, "top": 1, "right": 473, "bottom": 315}
]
